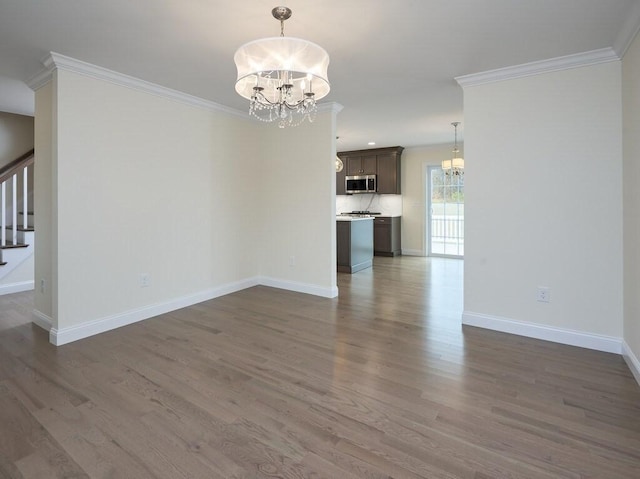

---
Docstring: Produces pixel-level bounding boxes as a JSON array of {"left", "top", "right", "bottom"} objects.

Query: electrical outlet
[
  {"left": 140, "top": 273, "right": 151, "bottom": 287},
  {"left": 536, "top": 286, "right": 550, "bottom": 303},
  {"left": 289, "top": 256, "right": 296, "bottom": 267}
]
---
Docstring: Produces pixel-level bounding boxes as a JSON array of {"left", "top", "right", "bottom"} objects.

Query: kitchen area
[{"left": 336, "top": 146, "right": 403, "bottom": 273}]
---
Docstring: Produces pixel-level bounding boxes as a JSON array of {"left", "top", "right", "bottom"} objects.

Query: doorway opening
[{"left": 427, "top": 166, "right": 464, "bottom": 258}]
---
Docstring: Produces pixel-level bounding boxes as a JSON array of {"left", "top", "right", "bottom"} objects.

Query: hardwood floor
[{"left": 1, "top": 256, "right": 639, "bottom": 478}]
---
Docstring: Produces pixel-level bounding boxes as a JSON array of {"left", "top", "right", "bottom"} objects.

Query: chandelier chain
[{"left": 271, "top": 6, "right": 292, "bottom": 36}]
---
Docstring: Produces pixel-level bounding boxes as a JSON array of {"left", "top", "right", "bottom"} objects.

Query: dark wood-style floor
[{"left": 1, "top": 256, "right": 639, "bottom": 478}]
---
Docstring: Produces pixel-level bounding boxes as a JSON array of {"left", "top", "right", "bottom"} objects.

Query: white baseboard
[
  {"left": 32, "top": 309, "right": 53, "bottom": 331},
  {"left": 0, "top": 280, "right": 34, "bottom": 296},
  {"left": 401, "top": 249, "right": 424, "bottom": 256},
  {"left": 622, "top": 340, "right": 640, "bottom": 386},
  {"left": 51, "top": 277, "right": 260, "bottom": 346},
  {"left": 259, "top": 276, "right": 338, "bottom": 298},
  {"left": 462, "top": 311, "right": 622, "bottom": 354},
  {"left": 49, "top": 276, "right": 338, "bottom": 346}
]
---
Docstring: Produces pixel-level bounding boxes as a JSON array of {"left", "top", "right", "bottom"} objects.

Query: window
[{"left": 428, "top": 167, "right": 464, "bottom": 258}]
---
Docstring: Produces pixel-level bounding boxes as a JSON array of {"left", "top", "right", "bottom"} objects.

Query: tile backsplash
[{"left": 336, "top": 194, "right": 402, "bottom": 216}]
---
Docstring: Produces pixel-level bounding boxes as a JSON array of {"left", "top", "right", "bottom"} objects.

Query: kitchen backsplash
[{"left": 336, "top": 194, "right": 403, "bottom": 216}]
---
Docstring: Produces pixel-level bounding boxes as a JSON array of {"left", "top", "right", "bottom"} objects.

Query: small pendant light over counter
[{"left": 442, "top": 121, "right": 464, "bottom": 176}]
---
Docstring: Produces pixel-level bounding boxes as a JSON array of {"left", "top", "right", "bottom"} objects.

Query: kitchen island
[{"left": 336, "top": 216, "right": 374, "bottom": 273}]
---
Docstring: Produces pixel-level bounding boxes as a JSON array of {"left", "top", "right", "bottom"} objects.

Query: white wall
[
  {"left": 622, "top": 31, "right": 640, "bottom": 378},
  {"left": 0, "top": 111, "right": 33, "bottom": 168},
  {"left": 462, "top": 61, "right": 624, "bottom": 349},
  {"left": 34, "top": 81, "right": 54, "bottom": 321},
  {"left": 0, "top": 75, "right": 35, "bottom": 117},
  {"left": 259, "top": 109, "right": 339, "bottom": 296},
  {"left": 49, "top": 68, "right": 262, "bottom": 331},
  {"left": 32, "top": 57, "right": 338, "bottom": 344},
  {"left": 401, "top": 144, "right": 457, "bottom": 256}
]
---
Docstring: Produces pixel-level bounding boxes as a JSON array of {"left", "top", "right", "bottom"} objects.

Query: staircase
[{"left": 0, "top": 149, "right": 34, "bottom": 289}]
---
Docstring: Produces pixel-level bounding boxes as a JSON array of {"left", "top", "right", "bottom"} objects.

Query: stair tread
[
  {"left": 4, "top": 225, "right": 34, "bottom": 232},
  {"left": 0, "top": 241, "right": 29, "bottom": 249}
]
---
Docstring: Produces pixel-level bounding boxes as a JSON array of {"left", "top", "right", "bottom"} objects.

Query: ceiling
[{"left": 1, "top": 0, "right": 639, "bottom": 151}]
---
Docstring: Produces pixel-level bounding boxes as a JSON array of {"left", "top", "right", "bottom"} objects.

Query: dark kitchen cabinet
[
  {"left": 337, "top": 219, "right": 374, "bottom": 273},
  {"left": 346, "top": 154, "right": 377, "bottom": 176},
  {"left": 374, "top": 216, "right": 401, "bottom": 256},
  {"left": 376, "top": 152, "right": 401, "bottom": 194},
  {"left": 337, "top": 146, "right": 403, "bottom": 195}
]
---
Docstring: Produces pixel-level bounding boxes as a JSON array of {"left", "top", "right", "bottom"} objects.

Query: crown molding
[
  {"left": 25, "top": 58, "right": 55, "bottom": 91},
  {"left": 318, "top": 101, "right": 344, "bottom": 115},
  {"left": 455, "top": 47, "right": 620, "bottom": 88},
  {"left": 26, "top": 52, "right": 247, "bottom": 119}
]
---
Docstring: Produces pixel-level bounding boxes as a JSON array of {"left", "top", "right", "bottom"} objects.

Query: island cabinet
[
  {"left": 374, "top": 216, "right": 401, "bottom": 256},
  {"left": 336, "top": 146, "right": 403, "bottom": 195},
  {"left": 337, "top": 218, "right": 374, "bottom": 273}
]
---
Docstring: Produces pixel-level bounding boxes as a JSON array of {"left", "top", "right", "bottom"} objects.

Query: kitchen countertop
[{"left": 336, "top": 216, "right": 375, "bottom": 222}]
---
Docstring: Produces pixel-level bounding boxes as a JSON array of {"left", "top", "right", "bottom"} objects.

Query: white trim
[
  {"left": 26, "top": 67, "right": 54, "bottom": 91},
  {"left": 32, "top": 309, "right": 53, "bottom": 331},
  {"left": 455, "top": 48, "right": 620, "bottom": 88},
  {"left": 44, "top": 274, "right": 338, "bottom": 346},
  {"left": 422, "top": 162, "right": 429, "bottom": 257},
  {"left": 259, "top": 276, "right": 338, "bottom": 299},
  {"left": 318, "top": 102, "right": 344, "bottom": 115},
  {"left": 28, "top": 52, "right": 247, "bottom": 118},
  {"left": 622, "top": 340, "right": 640, "bottom": 387},
  {"left": 27, "top": 53, "right": 342, "bottom": 120},
  {"left": 462, "top": 311, "right": 622, "bottom": 354},
  {"left": 401, "top": 249, "right": 424, "bottom": 257},
  {"left": 0, "top": 280, "right": 34, "bottom": 296},
  {"left": 50, "top": 277, "right": 260, "bottom": 346}
]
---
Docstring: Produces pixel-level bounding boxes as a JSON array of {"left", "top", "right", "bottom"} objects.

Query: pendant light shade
[
  {"left": 234, "top": 37, "right": 330, "bottom": 102},
  {"left": 233, "top": 6, "right": 330, "bottom": 128}
]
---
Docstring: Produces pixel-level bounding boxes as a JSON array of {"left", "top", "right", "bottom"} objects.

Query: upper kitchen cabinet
[
  {"left": 337, "top": 146, "right": 404, "bottom": 195},
  {"left": 345, "top": 154, "right": 377, "bottom": 176},
  {"left": 376, "top": 148, "right": 403, "bottom": 194}
]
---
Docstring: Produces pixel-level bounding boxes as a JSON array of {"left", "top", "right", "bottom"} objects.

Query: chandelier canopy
[
  {"left": 442, "top": 121, "right": 464, "bottom": 176},
  {"left": 234, "top": 6, "right": 330, "bottom": 128}
]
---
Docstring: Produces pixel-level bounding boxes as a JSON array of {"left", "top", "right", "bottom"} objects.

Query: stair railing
[{"left": 0, "top": 149, "right": 34, "bottom": 247}]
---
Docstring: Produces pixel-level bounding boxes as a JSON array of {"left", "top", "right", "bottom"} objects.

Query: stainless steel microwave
[{"left": 345, "top": 175, "right": 376, "bottom": 194}]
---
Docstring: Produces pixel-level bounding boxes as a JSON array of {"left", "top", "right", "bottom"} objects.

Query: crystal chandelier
[
  {"left": 442, "top": 121, "right": 464, "bottom": 176},
  {"left": 233, "top": 6, "right": 330, "bottom": 128}
]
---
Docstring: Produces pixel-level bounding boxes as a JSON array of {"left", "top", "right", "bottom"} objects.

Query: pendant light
[
  {"left": 443, "top": 121, "right": 464, "bottom": 176},
  {"left": 234, "top": 6, "right": 330, "bottom": 128}
]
